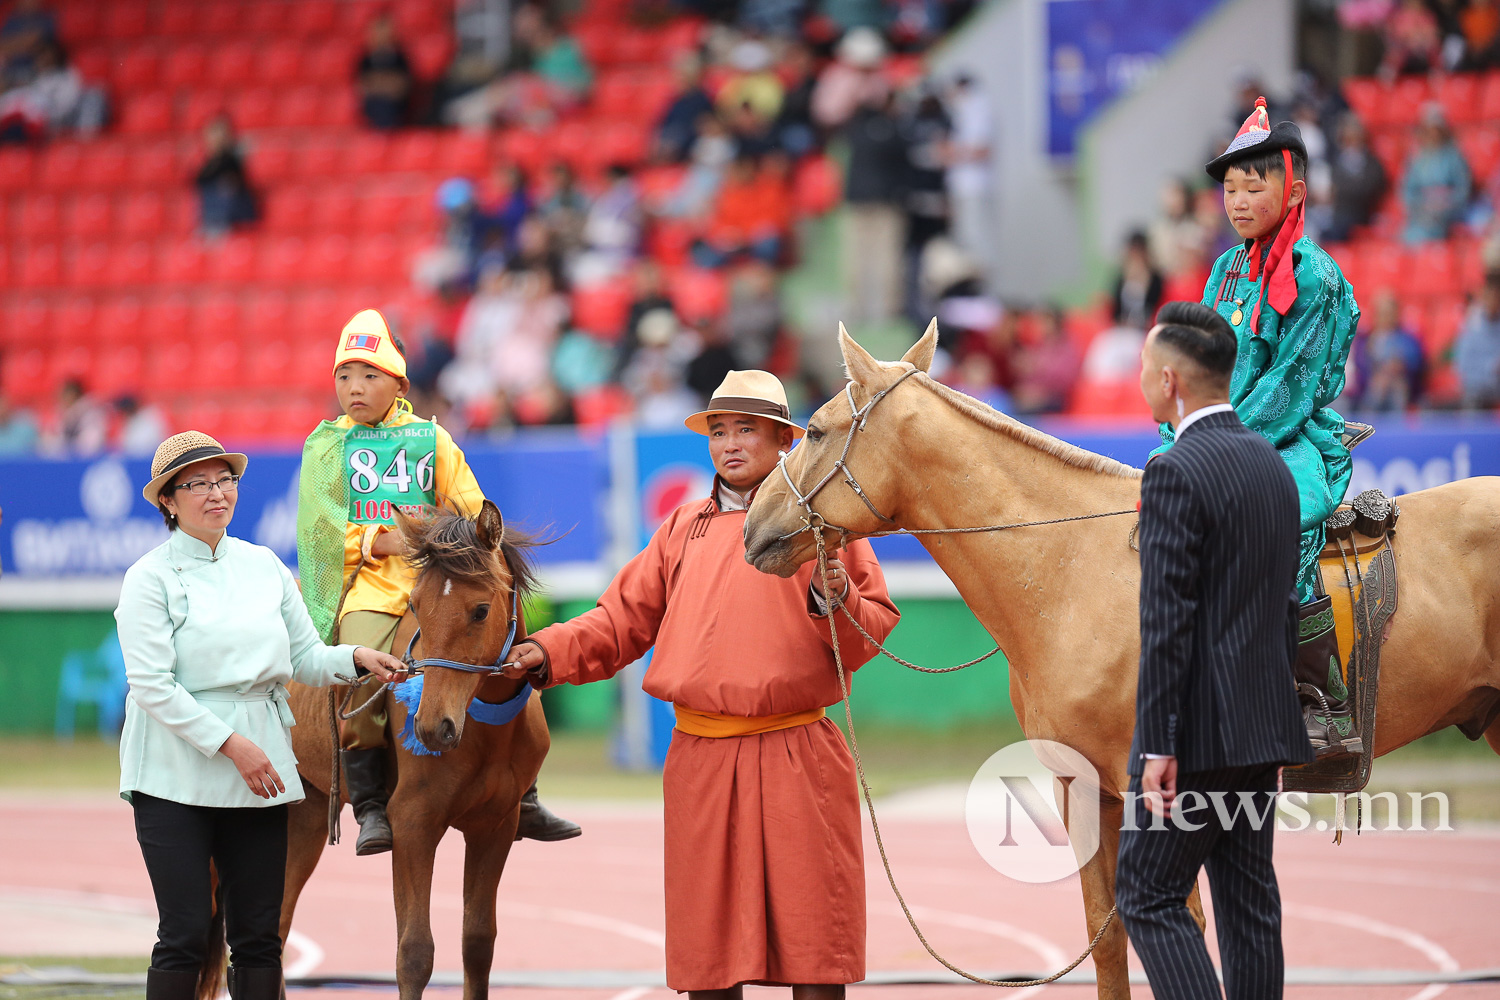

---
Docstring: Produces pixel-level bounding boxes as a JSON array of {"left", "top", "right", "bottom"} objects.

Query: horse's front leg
[
  {"left": 391, "top": 802, "right": 444, "bottom": 1000},
  {"left": 1078, "top": 795, "right": 1130, "bottom": 1000},
  {"left": 457, "top": 805, "right": 522, "bottom": 1000}
]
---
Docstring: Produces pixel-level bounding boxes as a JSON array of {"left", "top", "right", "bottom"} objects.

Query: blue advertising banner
[
  {"left": 1046, "top": 0, "right": 1221, "bottom": 157},
  {"left": 0, "top": 431, "right": 608, "bottom": 577}
]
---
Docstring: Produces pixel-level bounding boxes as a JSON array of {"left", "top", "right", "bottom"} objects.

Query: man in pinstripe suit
[{"left": 1117, "top": 301, "right": 1315, "bottom": 999}]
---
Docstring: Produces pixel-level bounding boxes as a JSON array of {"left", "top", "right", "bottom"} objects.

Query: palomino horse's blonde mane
[{"left": 853, "top": 359, "right": 1144, "bottom": 479}]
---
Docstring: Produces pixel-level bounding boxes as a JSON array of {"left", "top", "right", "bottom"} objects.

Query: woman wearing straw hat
[{"left": 116, "top": 431, "right": 405, "bottom": 1000}]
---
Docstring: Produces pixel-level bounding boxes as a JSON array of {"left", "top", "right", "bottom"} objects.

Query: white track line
[
  {"left": 1286, "top": 903, "right": 1460, "bottom": 1000},
  {"left": 874, "top": 901, "right": 1070, "bottom": 996},
  {"left": 284, "top": 929, "right": 325, "bottom": 979},
  {"left": 606, "top": 988, "right": 654, "bottom": 1000},
  {"left": 493, "top": 900, "right": 666, "bottom": 949}
]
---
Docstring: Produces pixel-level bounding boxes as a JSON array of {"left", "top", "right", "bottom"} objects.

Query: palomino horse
[
  {"left": 742, "top": 324, "right": 1500, "bottom": 1000},
  {"left": 279, "top": 500, "right": 551, "bottom": 1000}
]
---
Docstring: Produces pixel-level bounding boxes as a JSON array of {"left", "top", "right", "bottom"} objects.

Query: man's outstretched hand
[{"left": 499, "top": 640, "right": 546, "bottom": 680}]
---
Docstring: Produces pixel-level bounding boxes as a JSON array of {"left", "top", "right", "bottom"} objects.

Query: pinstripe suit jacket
[{"left": 1129, "top": 409, "right": 1315, "bottom": 775}]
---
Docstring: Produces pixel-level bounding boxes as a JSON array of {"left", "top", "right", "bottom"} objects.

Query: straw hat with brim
[
  {"left": 684, "top": 370, "right": 805, "bottom": 438},
  {"left": 142, "top": 431, "right": 249, "bottom": 506}
]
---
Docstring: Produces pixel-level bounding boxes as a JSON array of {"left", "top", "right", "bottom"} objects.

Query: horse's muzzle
[
  {"left": 418, "top": 715, "right": 463, "bottom": 753},
  {"left": 743, "top": 524, "right": 802, "bottom": 578}
]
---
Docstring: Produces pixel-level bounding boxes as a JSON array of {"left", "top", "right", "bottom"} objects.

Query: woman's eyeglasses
[{"left": 174, "top": 475, "right": 241, "bottom": 496}]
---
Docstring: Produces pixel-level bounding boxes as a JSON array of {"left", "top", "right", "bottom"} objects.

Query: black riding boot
[
  {"left": 341, "top": 748, "right": 393, "bottom": 856},
  {"left": 515, "top": 781, "right": 581, "bottom": 842},
  {"left": 227, "top": 966, "right": 282, "bottom": 1000},
  {"left": 145, "top": 968, "right": 198, "bottom": 1000},
  {"left": 1295, "top": 596, "right": 1362, "bottom": 757}
]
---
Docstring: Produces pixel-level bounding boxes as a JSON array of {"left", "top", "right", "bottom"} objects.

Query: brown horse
[
  {"left": 278, "top": 500, "right": 551, "bottom": 1000},
  {"left": 742, "top": 324, "right": 1500, "bottom": 1000}
]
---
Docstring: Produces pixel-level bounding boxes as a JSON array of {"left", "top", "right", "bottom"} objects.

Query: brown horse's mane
[
  {"left": 403, "top": 506, "right": 540, "bottom": 597},
  {"left": 909, "top": 369, "right": 1143, "bottom": 480}
]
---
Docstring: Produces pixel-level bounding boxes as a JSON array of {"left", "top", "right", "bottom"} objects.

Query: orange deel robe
[{"left": 528, "top": 492, "right": 900, "bottom": 991}]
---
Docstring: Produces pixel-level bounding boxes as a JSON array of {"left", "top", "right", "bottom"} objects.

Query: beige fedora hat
[
  {"left": 142, "top": 431, "right": 249, "bottom": 506},
  {"left": 684, "top": 370, "right": 805, "bottom": 438}
]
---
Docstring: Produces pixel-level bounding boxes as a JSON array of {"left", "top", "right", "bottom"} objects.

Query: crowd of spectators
[{"left": 0, "top": 0, "right": 104, "bottom": 143}]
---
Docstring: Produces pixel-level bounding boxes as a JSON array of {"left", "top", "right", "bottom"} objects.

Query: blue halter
[{"left": 400, "top": 588, "right": 520, "bottom": 675}]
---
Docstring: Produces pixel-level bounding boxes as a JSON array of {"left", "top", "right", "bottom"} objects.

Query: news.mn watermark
[
  {"left": 966, "top": 741, "right": 1456, "bottom": 884},
  {"left": 965, "top": 739, "right": 1102, "bottom": 884}
]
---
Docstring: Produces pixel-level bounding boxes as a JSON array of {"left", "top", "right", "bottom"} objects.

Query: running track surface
[{"left": 3, "top": 793, "right": 1497, "bottom": 1000}]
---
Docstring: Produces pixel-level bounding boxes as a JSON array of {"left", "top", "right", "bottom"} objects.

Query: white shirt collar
[{"left": 1174, "top": 402, "right": 1235, "bottom": 438}]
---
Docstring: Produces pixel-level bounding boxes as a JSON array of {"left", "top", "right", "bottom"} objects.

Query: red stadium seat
[
  {"left": 104, "top": 1, "right": 151, "bottom": 40},
  {"left": 143, "top": 342, "right": 193, "bottom": 397},
  {"left": 1480, "top": 72, "right": 1500, "bottom": 120},
  {"left": 77, "top": 141, "right": 130, "bottom": 189},
  {"left": 350, "top": 234, "right": 405, "bottom": 282},
  {"left": 597, "top": 123, "right": 649, "bottom": 170},
  {"left": 0, "top": 148, "right": 33, "bottom": 193},
  {"left": 439, "top": 132, "right": 490, "bottom": 176},
  {"left": 1068, "top": 378, "right": 1151, "bottom": 417},
  {"left": 395, "top": 0, "right": 447, "bottom": 37},
  {"left": 45, "top": 344, "right": 94, "bottom": 388},
  {"left": 54, "top": 298, "right": 98, "bottom": 344},
  {"left": 615, "top": 28, "right": 656, "bottom": 65},
  {"left": 71, "top": 44, "right": 111, "bottom": 85},
  {"left": 144, "top": 293, "right": 193, "bottom": 337},
  {"left": 157, "top": 3, "right": 200, "bottom": 38},
  {"left": 71, "top": 242, "right": 113, "bottom": 288},
  {"left": 668, "top": 267, "right": 728, "bottom": 322},
  {"left": 593, "top": 72, "right": 638, "bottom": 118},
  {"left": 119, "top": 90, "right": 174, "bottom": 135},
  {"left": 247, "top": 344, "right": 297, "bottom": 389},
  {"left": 65, "top": 193, "right": 114, "bottom": 240},
  {"left": 1436, "top": 73, "right": 1482, "bottom": 124},
  {"left": 205, "top": 237, "right": 258, "bottom": 284},
  {"left": 635, "top": 164, "right": 686, "bottom": 208},
  {"left": 298, "top": 138, "right": 344, "bottom": 178},
  {"left": 1, "top": 347, "right": 49, "bottom": 404},
  {"left": 180, "top": 89, "right": 230, "bottom": 132},
  {"left": 358, "top": 188, "right": 414, "bottom": 232},
  {"left": 244, "top": 2, "right": 290, "bottom": 37},
  {"left": 180, "top": 396, "right": 231, "bottom": 439},
  {"left": 18, "top": 194, "right": 61, "bottom": 240},
  {"left": 794, "top": 155, "right": 842, "bottom": 215},
  {"left": 261, "top": 40, "right": 307, "bottom": 85},
  {"left": 36, "top": 142, "right": 88, "bottom": 192},
  {"left": 409, "top": 33, "right": 454, "bottom": 82},
  {"left": 259, "top": 236, "right": 308, "bottom": 283},
  {"left": 550, "top": 121, "right": 592, "bottom": 172},
  {"left": 128, "top": 142, "right": 183, "bottom": 189},
  {"left": 231, "top": 88, "right": 277, "bottom": 131},
  {"left": 92, "top": 345, "right": 147, "bottom": 398},
  {"left": 571, "top": 278, "right": 633, "bottom": 338},
  {"left": 160, "top": 240, "right": 207, "bottom": 285},
  {"left": 302, "top": 38, "right": 358, "bottom": 84},
  {"left": 99, "top": 296, "right": 147, "bottom": 345},
  {"left": 4, "top": 298, "right": 51, "bottom": 347},
  {"left": 209, "top": 42, "right": 258, "bottom": 89},
  {"left": 573, "top": 384, "right": 633, "bottom": 427},
  {"left": 1459, "top": 126, "right": 1500, "bottom": 180},
  {"left": 498, "top": 128, "right": 547, "bottom": 175},
  {"left": 191, "top": 294, "right": 243, "bottom": 340},
  {"left": 245, "top": 136, "right": 298, "bottom": 185},
  {"left": 289, "top": 0, "right": 339, "bottom": 38},
  {"left": 1369, "top": 129, "right": 1410, "bottom": 179},
  {"left": 311, "top": 187, "right": 359, "bottom": 232},
  {"left": 275, "top": 86, "right": 325, "bottom": 129},
  {"left": 246, "top": 292, "right": 293, "bottom": 338},
  {"left": 1423, "top": 296, "right": 1468, "bottom": 354},
  {"left": 261, "top": 188, "right": 313, "bottom": 233},
  {"left": 647, "top": 217, "right": 697, "bottom": 267},
  {"left": 161, "top": 45, "right": 210, "bottom": 89},
  {"left": 199, "top": 3, "right": 244, "bottom": 37},
  {"left": 110, "top": 241, "right": 158, "bottom": 289},
  {"left": 112, "top": 47, "right": 161, "bottom": 92},
  {"left": 1360, "top": 240, "right": 1405, "bottom": 294},
  {"left": 57, "top": 3, "right": 104, "bottom": 45},
  {"left": 306, "top": 234, "right": 353, "bottom": 283},
  {"left": 391, "top": 131, "right": 442, "bottom": 173},
  {"left": 1404, "top": 242, "right": 1459, "bottom": 298}
]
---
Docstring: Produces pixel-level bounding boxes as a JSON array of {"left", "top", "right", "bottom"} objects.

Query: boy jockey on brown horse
[
  {"left": 297, "top": 309, "right": 579, "bottom": 853},
  {"left": 500, "top": 370, "right": 900, "bottom": 997},
  {"left": 1153, "top": 99, "right": 1362, "bottom": 757}
]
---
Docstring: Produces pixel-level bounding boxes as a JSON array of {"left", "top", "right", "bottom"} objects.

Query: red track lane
[{"left": 2, "top": 793, "right": 1497, "bottom": 999}]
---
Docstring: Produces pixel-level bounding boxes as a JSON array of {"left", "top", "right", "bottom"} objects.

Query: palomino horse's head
[
  {"left": 396, "top": 500, "right": 538, "bottom": 753},
  {"left": 744, "top": 320, "right": 938, "bottom": 577}
]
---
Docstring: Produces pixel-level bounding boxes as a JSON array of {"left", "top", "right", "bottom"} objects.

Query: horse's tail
[{"left": 197, "top": 862, "right": 226, "bottom": 1000}]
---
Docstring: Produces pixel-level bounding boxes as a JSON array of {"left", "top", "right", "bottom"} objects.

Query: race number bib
[{"left": 344, "top": 421, "right": 437, "bottom": 524}]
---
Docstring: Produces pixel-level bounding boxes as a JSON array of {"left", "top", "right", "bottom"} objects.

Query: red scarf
[{"left": 1244, "top": 148, "right": 1303, "bottom": 333}]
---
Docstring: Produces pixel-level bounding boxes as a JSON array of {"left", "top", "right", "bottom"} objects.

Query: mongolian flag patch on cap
[{"left": 332, "top": 308, "right": 407, "bottom": 379}]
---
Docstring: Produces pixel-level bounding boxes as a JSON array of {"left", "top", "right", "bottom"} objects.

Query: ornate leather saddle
[{"left": 1282, "top": 441, "right": 1400, "bottom": 797}]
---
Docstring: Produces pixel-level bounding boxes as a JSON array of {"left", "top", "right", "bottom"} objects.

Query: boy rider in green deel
[{"left": 1152, "top": 98, "right": 1362, "bottom": 758}]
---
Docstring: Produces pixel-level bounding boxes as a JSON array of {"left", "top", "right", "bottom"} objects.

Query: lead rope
[
  {"left": 324, "top": 549, "right": 370, "bottom": 847},
  {"left": 812, "top": 519, "right": 1116, "bottom": 986}
]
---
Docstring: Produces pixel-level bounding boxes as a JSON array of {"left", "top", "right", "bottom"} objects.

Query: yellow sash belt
[{"left": 673, "top": 705, "right": 826, "bottom": 738}]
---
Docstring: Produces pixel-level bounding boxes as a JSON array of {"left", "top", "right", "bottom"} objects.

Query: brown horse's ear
[
  {"left": 475, "top": 499, "right": 505, "bottom": 551},
  {"left": 901, "top": 318, "right": 939, "bottom": 373},
  {"left": 839, "top": 322, "right": 884, "bottom": 386},
  {"left": 391, "top": 505, "right": 419, "bottom": 547}
]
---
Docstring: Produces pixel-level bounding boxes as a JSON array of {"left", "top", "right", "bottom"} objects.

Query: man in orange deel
[{"left": 296, "top": 308, "right": 579, "bottom": 854}]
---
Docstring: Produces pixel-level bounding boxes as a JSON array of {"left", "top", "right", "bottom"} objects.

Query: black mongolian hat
[{"left": 1205, "top": 97, "right": 1307, "bottom": 182}]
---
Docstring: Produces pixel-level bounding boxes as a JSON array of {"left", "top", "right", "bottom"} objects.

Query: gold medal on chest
[{"left": 1230, "top": 307, "right": 1243, "bottom": 325}]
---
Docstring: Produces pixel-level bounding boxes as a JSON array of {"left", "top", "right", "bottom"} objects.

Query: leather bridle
[{"left": 401, "top": 588, "right": 520, "bottom": 676}]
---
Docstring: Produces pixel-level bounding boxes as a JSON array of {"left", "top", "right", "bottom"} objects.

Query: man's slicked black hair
[
  {"left": 1223, "top": 148, "right": 1307, "bottom": 183},
  {"left": 1154, "top": 301, "right": 1237, "bottom": 381}
]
